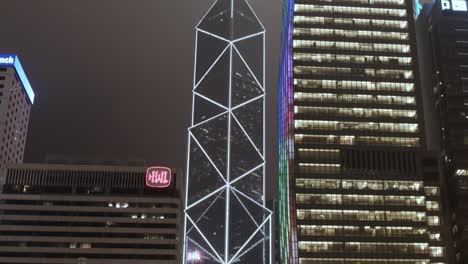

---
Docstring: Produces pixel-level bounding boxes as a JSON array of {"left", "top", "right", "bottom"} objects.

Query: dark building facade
[
  {"left": 0, "top": 164, "right": 183, "bottom": 264},
  {"left": 0, "top": 55, "right": 34, "bottom": 167},
  {"left": 416, "top": 1, "right": 468, "bottom": 262},
  {"left": 279, "top": 0, "right": 449, "bottom": 263}
]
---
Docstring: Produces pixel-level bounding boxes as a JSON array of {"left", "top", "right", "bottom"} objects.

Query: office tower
[
  {"left": 0, "top": 55, "right": 34, "bottom": 167},
  {"left": 279, "top": 0, "right": 448, "bottom": 263},
  {"left": 0, "top": 164, "right": 183, "bottom": 264},
  {"left": 183, "top": 0, "right": 271, "bottom": 263},
  {"left": 417, "top": 1, "right": 468, "bottom": 262}
]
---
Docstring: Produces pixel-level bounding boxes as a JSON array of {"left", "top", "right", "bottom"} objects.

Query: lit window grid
[
  {"left": 279, "top": 1, "right": 430, "bottom": 263},
  {"left": 278, "top": 0, "right": 298, "bottom": 263},
  {"left": 293, "top": 3, "right": 418, "bottom": 145}
]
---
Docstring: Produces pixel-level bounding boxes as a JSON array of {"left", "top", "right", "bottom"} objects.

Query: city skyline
[
  {"left": 3, "top": 0, "right": 468, "bottom": 263},
  {"left": 0, "top": 0, "right": 282, "bottom": 198}
]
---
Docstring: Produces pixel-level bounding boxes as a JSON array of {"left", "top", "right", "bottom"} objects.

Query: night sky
[{"left": 0, "top": 0, "right": 282, "bottom": 198}]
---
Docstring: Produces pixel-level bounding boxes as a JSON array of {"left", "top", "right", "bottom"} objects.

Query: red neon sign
[{"left": 146, "top": 167, "right": 172, "bottom": 188}]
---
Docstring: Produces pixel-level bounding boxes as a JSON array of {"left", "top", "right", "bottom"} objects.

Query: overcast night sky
[{"left": 0, "top": 0, "right": 282, "bottom": 197}]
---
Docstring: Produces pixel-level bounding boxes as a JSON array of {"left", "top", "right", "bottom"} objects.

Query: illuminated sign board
[
  {"left": 442, "top": 0, "right": 468, "bottom": 11},
  {"left": 0, "top": 56, "right": 14, "bottom": 65},
  {"left": 146, "top": 167, "right": 172, "bottom": 188},
  {"left": 0, "top": 54, "right": 35, "bottom": 104}
]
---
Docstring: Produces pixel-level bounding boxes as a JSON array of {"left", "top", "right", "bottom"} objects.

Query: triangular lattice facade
[{"left": 184, "top": 1, "right": 271, "bottom": 263}]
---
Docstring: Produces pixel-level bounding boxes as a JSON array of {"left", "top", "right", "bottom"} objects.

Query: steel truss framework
[{"left": 183, "top": 0, "right": 271, "bottom": 264}]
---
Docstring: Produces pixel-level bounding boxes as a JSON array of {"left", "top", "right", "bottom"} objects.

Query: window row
[
  {"left": 294, "top": 66, "right": 414, "bottom": 80},
  {"left": 296, "top": 179, "right": 423, "bottom": 191},
  {"left": 294, "top": 16, "right": 408, "bottom": 30},
  {"left": 297, "top": 148, "right": 340, "bottom": 160},
  {"left": 293, "top": 40, "right": 411, "bottom": 54},
  {"left": 424, "top": 187, "right": 440, "bottom": 196},
  {"left": 426, "top": 201, "right": 440, "bottom": 211},
  {"left": 295, "top": 134, "right": 420, "bottom": 147},
  {"left": 298, "top": 241, "right": 428, "bottom": 254},
  {"left": 295, "top": 106, "right": 417, "bottom": 119},
  {"left": 294, "top": 53, "right": 412, "bottom": 67},
  {"left": 295, "top": 120, "right": 418, "bottom": 133},
  {"left": 299, "top": 258, "right": 429, "bottom": 264},
  {"left": 294, "top": 4, "right": 407, "bottom": 18},
  {"left": 296, "top": 209, "right": 426, "bottom": 222},
  {"left": 294, "top": 92, "right": 416, "bottom": 106},
  {"left": 296, "top": 194, "right": 425, "bottom": 206},
  {"left": 295, "top": 79, "right": 414, "bottom": 92},
  {"left": 298, "top": 225, "right": 426, "bottom": 238},
  {"left": 294, "top": 28, "right": 408, "bottom": 41},
  {"left": 318, "top": 0, "right": 404, "bottom": 6}
]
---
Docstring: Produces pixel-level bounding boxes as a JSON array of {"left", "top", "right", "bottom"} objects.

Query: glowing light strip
[
  {"left": 193, "top": 33, "right": 199, "bottom": 89},
  {"left": 231, "top": 0, "right": 234, "bottom": 18},
  {"left": 278, "top": 0, "right": 297, "bottom": 263},
  {"left": 225, "top": 44, "right": 233, "bottom": 264},
  {"left": 0, "top": 54, "right": 35, "bottom": 104},
  {"left": 183, "top": 134, "right": 191, "bottom": 264}
]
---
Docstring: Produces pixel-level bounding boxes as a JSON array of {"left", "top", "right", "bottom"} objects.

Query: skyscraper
[
  {"left": 417, "top": 1, "right": 468, "bottom": 262},
  {"left": 183, "top": 1, "right": 271, "bottom": 264},
  {"left": 0, "top": 54, "right": 34, "bottom": 167},
  {"left": 279, "top": 1, "right": 448, "bottom": 263}
]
